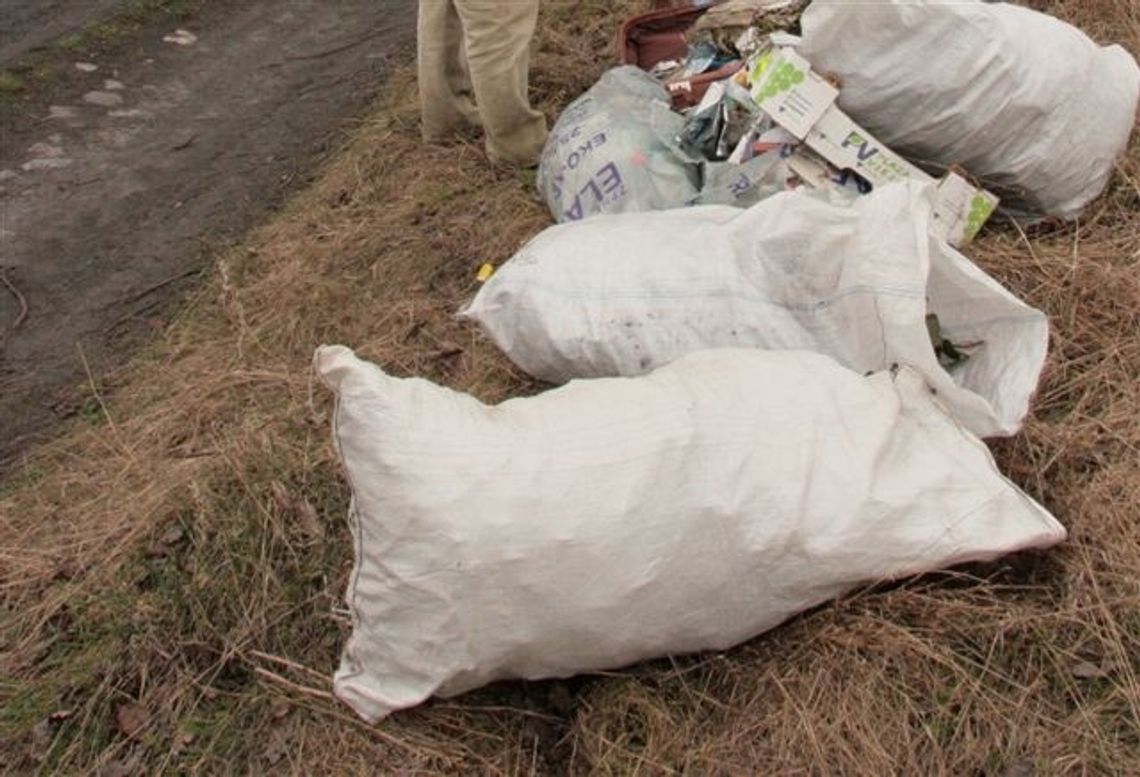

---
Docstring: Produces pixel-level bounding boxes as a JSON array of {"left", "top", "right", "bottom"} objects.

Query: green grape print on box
[
  {"left": 760, "top": 61, "right": 806, "bottom": 100},
  {"left": 964, "top": 194, "right": 998, "bottom": 240}
]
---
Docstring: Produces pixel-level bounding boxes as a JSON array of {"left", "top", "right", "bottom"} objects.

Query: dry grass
[{"left": 2, "top": 0, "right": 1139, "bottom": 773}]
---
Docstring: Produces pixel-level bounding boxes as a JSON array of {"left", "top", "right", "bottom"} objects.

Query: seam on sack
[
  {"left": 494, "top": 280, "right": 927, "bottom": 308},
  {"left": 922, "top": 374, "right": 1066, "bottom": 539},
  {"left": 885, "top": 371, "right": 1063, "bottom": 575},
  {"left": 935, "top": 313, "right": 1048, "bottom": 332},
  {"left": 330, "top": 390, "right": 368, "bottom": 684},
  {"left": 501, "top": 283, "right": 1047, "bottom": 331}
]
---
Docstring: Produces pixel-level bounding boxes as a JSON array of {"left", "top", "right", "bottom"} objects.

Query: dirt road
[{"left": 0, "top": 0, "right": 416, "bottom": 459}]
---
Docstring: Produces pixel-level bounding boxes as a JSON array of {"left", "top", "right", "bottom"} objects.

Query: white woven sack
[
  {"left": 799, "top": 0, "right": 1140, "bottom": 219},
  {"left": 462, "top": 181, "right": 1048, "bottom": 438},
  {"left": 317, "top": 345, "right": 1065, "bottom": 723}
]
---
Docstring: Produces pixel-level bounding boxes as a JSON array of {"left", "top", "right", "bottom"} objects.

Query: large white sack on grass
[
  {"left": 536, "top": 67, "right": 786, "bottom": 222},
  {"left": 799, "top": 0, "right": 1140, "bottom": 219},
  {"left": 462, "top": 182, "right": 1048, "bottom": 438},
  {"left": 317, "top": 345, "right": 1066, "bottom": 723},
  {"left": 537, "top": 66, "right": 700, "bottom": 222}
]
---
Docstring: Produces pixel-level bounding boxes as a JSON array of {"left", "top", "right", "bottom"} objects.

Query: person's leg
[
  {"left": 417, "top": 0, "right": 482, "bottom": 143},
  {"left": 453, "top": 0, "right": 547, "bottom": 165}
]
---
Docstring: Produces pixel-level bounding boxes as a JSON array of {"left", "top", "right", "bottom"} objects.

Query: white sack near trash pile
[
  {"left": 537, "top": 67, "right": 700, "bottom": 221},
  {"left": 799, "top": 0, "right": 1140, "bottom": 219},
  {"left": 464, "top": 181, "right": 1048, "bottom": 438},
  {"left": 537, "top": 66, "right": 787, "bottom": 222},
  {"left": 311, "top": 0, "right": 1140, "bottom": 723},
  {"left": 317, "top": 345, "right": 1065, "bottom": 723}
]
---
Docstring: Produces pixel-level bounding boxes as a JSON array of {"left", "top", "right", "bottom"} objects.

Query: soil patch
[{"left": 0, "top": 0, "right": 416, "bottom": 458}]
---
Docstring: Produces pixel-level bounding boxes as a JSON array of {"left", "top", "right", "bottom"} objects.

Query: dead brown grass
[{"left": 2, "top": 0, "right": 1139, "bottom": 774}]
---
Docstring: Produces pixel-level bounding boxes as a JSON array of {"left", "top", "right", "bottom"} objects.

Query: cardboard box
[
  {"left": 753, "top": 48, "right": 998, "bottom": 247},
  {"left": 932, "top": 172, "right": 1001, "bottom": 247}
]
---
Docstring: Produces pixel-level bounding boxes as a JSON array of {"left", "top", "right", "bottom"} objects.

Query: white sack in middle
[{"left": 462, "top": 182, "right": 1048, "bottom": 438}]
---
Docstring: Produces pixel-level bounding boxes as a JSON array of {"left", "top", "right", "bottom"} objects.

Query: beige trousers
[{"left": 417, "top": 0, "right": 548, "bottom": 165}]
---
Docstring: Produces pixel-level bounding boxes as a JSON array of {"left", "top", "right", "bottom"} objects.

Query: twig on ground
[
  {"left": 1, "top": 269, "right": 29, "bottom": 330},
  {"left": 76, "top": 342, "right": 122, "bottom": 443},
  {"left": 118, "top": 268, "right": 202, "bottom": 307},
  {"left": 247, "top": 649, "right": 330, "bottom": 683},
  {"left": 285, "top": 27, "right": 401, "bottom": 62},
  {"left": 1003, "top": 211, "right": 1046, "bottom": 274},
  {"left": 250, "top": 665, "right": 336, "bottom": 701}
]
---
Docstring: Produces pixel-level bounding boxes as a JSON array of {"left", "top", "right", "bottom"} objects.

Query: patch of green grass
[
  {"left": 78, "top": 396, "right": 108, "bottom": 427},
  {"left": 55, "top": 33, "right": 86, "bottom": 52},
  {"left": 516, "top": 167, "right": 538, "bottom": 189},
  {"left": 2, "top": 447, "right": 353, "bottom": 772},
  {"left": 0, "top": 0, "right": 205, "bottom": 103},
  {"left": 76, "top": 0, "right": 201, "bottom": 50},
  {"left": 0, "top": 70, "right": 26, "bottom": 95},
  {"left": 417, "top": 181, "right": 463, "bottom": 206},
  {"left": 87, "top": 21, "right": 135, "bottom": 47},
  {"left": 1, "top": 588, "right": 134, "bottom": 769}
]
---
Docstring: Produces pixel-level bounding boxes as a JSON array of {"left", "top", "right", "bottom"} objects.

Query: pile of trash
[
  {"left": 320, "top": 0, "right": 1139, "bottom": 723},
  {"left": 539, "top": 0, "right": 1140, "bottom": 232}
]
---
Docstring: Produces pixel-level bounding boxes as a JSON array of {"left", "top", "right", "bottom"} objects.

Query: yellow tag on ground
[{"left": 476, "top": 263, "right": 494, "bottom": 282}]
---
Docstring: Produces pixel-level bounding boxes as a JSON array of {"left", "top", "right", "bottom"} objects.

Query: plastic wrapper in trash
[
  {"left": 463, "top": 181, "right": 1049, "bottom": 439},
  {"left": 317, "top": 343, "right": 1065, "bottom": 723},
  {"left": 697, "top": 151, "right": 791, "bottom": 207},
  {"left": 691, "top": 0, "right": 810, "bottom": 52},
  {"left": 726, "top": 119, "right": 797, "bottom": 164},
  {"left": 780, "top": 149, "right": 869, "bottom": 208},
  {"left": 537, "top": 66, "right": 700, "bottom": 222},
  {"left": 647, "top": 58, "right": 682, "bottom": 79},
  {"left": 678, "top": 79, "right": 760, "bottom": 161},
  {"left": 732, "top": 26, "right": 773, "bottom": 60},
  {"left": 799, "top": 0, "right": 1140, "bottom": 219},
  {"left": 668, "top": 38, "right": 719, "bottom": 81}
]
